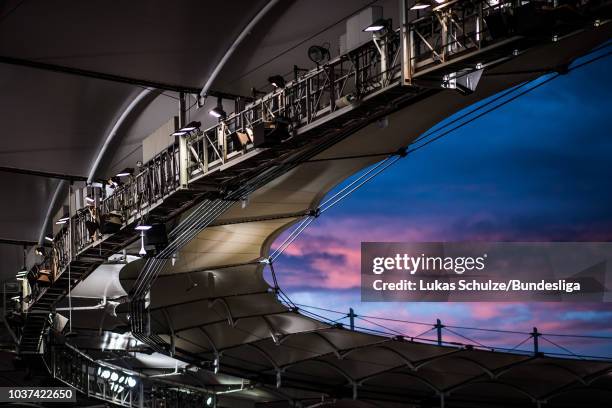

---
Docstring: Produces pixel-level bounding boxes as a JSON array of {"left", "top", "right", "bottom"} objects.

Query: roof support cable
[
  {"left": 318, "top": 159, "right": 390, "bottom": 208},
  {"left": 269, "top": 215, "right": 315, "bottom": 259},
  {"left": 318, "top": 156, "right": 402, "bottom": 215},
  {"left": 270, "top": 216, "right": 316, "bottom": 262},
  {"left": 540, "top": 336, "right": 585, "bottom": 360}
]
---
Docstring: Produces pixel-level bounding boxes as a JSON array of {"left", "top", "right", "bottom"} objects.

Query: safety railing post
[
  {"left": 349, "top": 308, "right": 356, "bottom": 331},
  {"left": 532, "top": 327, "right": 540, "bottom": 355},
  {"left": 435, "top": 319, "right": 444, "bottom": 346}
]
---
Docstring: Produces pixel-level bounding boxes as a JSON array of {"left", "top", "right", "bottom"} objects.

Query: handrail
[{"left": 21, "top": 0, "right": 598, "bottom": 314}]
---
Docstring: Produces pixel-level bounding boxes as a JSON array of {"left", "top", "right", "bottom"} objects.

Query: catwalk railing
[
  {"left": 286, "top": 301, "right": 612, "bottom": 362},
  {"left": 22, "top": 0, "right": 604, "bottom": 319},
  {"left": 43, "top": 339, "right": 217, "bottom": 408}
]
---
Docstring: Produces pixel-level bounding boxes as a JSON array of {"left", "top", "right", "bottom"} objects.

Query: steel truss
[
  {"left": 43, "top": 339, "right": 217, "bottom": 408},
  {"left": 17, "top": 0, "right": 609, "bottom": 356}
]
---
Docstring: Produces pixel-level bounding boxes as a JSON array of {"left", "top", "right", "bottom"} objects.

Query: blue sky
[{"left": 268, "top": 47, "right": 612, "bottom": 358}]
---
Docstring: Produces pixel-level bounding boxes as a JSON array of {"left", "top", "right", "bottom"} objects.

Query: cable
[
  {"left": 0, "top": 0, "right": 26, "bottom": 24},
  {"left": 510, "top": 336, "right": 532, "bottom": 351},
  {"left": 443, "top": 327, "right": 488, "bottom": 349},
  {"left": 541, "top": 336, "right": 584, "bottom": 360}
]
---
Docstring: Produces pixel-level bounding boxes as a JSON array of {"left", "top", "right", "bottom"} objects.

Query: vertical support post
[
  {"left": 328, "top": 65, "right": 336, "bottom": 112},
  {"left": 435, "top": 319, "right": 443, "bottom": 346},
  {"left": 139, "top": 380, "right": 144, "bottom": 408},
  {"left": 178, "top": 92, "right": 189, "bottom": 188},
  {"left": 400, "top": 0, "right": 414, "bottom": 85},
  {"left": 203, "top": 131, "right": 209, "bottom": 172},
  {"left": 532, "top": 327, "right": 540, "bottom": 355},
  {"left": 440, "top": 11, "right": 448, "bottom": 62},
  {"left": 219, "top": 123, "right": 227, "bottom": 163},
  {"left": 349, "top": 308, "right": 356, "bottom": 331},
  {"left": 476, "top": 0, "right": 483, "bottom": 47},
  {"left": 306, "top": 78, "right": 312, "bottom": 123}
]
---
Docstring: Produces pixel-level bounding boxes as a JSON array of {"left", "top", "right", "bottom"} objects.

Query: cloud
[{"left": 270, "top": 57, "right": 612, "bottom": 357}]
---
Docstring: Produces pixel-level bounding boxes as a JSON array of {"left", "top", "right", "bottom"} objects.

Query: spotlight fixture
[
  {"left": 179, "top": 121, "right": 201, "bottom": 132},
  {"left": 308, "top": 45, "right": 331, "bottom": 65},
  {"left": 268, "top": 75, "right": 286, "bottom": 89},
  {"left": 44, "top": 236, "right": 53, "bottom": 242},
  {"left": 206, "top": 396, "right": 214, "bottom": 406},
  {"left": 126, "top": 377, "right": 137, "bottom": 388},
  {"left": 209, "top": 97, "right": 226, "bottom": 119},
  {"left": 173, "top": 121, "right": 202, "bottom": 136},
  {"left": 116, "top": 168, "right": 134, "bottom": 177},
  {"left": 363, "top": 18, "right": 388, "bottom": 32},
  {"left": 411, "top": 1, "right": 431, "bottom": 10}
]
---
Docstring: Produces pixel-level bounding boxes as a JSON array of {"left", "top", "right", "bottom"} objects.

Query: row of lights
[{"left": 97, "top": 366, "right": 137, "bottom": 394}]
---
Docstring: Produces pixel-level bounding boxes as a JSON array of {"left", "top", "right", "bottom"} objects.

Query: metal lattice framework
[{"left": 11, "top": 6, "right": 611, "bottom": 408}]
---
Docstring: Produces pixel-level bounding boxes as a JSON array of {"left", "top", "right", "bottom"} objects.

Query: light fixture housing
[
  {"left": 410, "top": 1, "right": 431, "bottom": 10},
  {"left": 363, "top": 18, "right": 388, "bottom": 32},
  {"left": 116, "top": 168, "right": 134, "bottom": 177},
  {"left": 179, "top": 121, "right": 201, "bottom": 132},
  {"left": 209, "top": 97, "right": 226, "bottom": 119},
  {"left": 307, "top": 45, "right": 330, "bottom": 64},
  {"left": 268, "top": 75, "right": 286, "bottom": 88}
]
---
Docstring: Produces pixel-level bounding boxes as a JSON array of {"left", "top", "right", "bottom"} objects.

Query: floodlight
[
  {"left": 307, "top": 45, "right": 330, "bottom": 64},
  {"left": 127, "top": 377, "right": 137, "bottom": 388},
  {"left": 209, "top": 97, "right": 226, "bottom": 119},
  {"left": 411, "top": 1, "right": 431, "bottom": 10},
  {"left": 179, "top": 121, "right": 201, "bottom": 132},
  {"left": 110, "top": 371, "right": 119, "bottom": 382},
  {"left": 116, "top": 168, "right": 134, "bottom": 177},
  {"left": 268, "top": 75, "right": 286, "bottom": 88},
  {"left": 206, "top": 396, "right": 213, "bottom": 406},
  {"left": 363, "top": 18, "right": 387, "bottom": 32}
]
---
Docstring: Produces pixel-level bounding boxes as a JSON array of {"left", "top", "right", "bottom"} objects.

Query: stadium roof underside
[{"left": 57, "top": 22, "right": 612, "bottom": 407}]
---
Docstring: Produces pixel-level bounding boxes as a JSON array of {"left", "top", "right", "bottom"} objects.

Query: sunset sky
[{"left": 269, "top": 47, "right": 612, "bottom": 358}]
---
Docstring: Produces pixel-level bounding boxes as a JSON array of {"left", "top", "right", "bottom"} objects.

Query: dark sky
[{"left": 268, "top": 47, "right": 612, "bottom": 358}]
